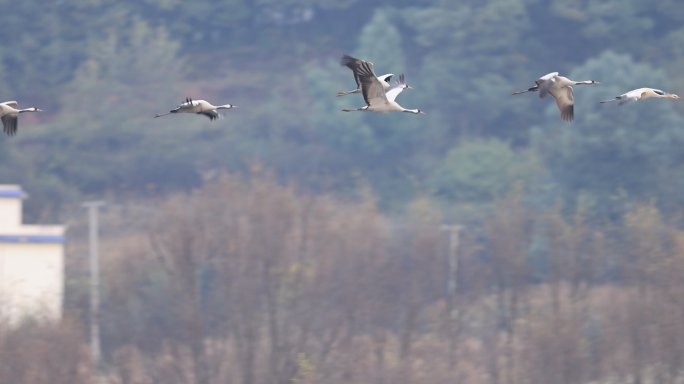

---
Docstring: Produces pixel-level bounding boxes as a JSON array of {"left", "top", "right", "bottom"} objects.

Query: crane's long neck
[
  {"left": 573, "top": 80, "right": 598, "bottom": 86},
  {"left": 18, "top": 107, "right": 40, "bottom": 113},
  {"left": 402, "top": 108, "right": 423, "bottom": 114}
]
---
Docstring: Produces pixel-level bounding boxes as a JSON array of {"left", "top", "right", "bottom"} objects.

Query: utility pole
[
  {"left": 441, "top": 224, "right": 463, "bottom": 370},
  {"left": 83, "top": 201, "right": 105, "bottom": 368}
]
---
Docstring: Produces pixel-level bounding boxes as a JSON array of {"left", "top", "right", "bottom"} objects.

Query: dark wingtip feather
[
  {"left": 340, "top": 54, "right": 357, "bottom": 67},
  {"left": 560, "top": 105, "right": 574, "bottom": 122}
]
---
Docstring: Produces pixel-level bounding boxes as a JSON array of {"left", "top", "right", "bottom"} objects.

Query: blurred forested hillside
[{"left": 2, "top": 0, "right": 683, "bottom": 221}]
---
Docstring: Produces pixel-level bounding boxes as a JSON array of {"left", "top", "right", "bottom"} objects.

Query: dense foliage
[{"left": 0, "top": 0, "right": 682, "bottom": 220}]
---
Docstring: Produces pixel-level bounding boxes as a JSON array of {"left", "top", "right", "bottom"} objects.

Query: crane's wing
[
  {"left": 198, "top": 110, "right": 220, "bottom": 121},
  {"left": 350, "top": 59, "right": 387, "bottom": 107},
  {"left": 378, "top": 74, "right": 394, "bottom": 89},
  {"left": 536, "top": 72, "right": 559, "bottom": 98},
  {"left": 0, "top": 101, "right": 18, "bottom": 108},
  {"left": 539, "top": 72, "right": 559, "bottom": 81},
  {"left": 550, "top": 85, "right": 574, "bottom": 122},
  {"left": 385, "top": 74, "right": 406, "bottom": 102},
  {"left": 2, "top": 115, "right": 18, "bottom": 136},
  {"left": 340, "top": 55, "right": 366, "bottom": 89},
  {"left": 613, "top": 89, "right": 644, "bottom": 105}
]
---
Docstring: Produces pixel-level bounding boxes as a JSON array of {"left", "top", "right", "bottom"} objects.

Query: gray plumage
[
  {"left": 340, "top": 55, "right": 424, "bottom": 114},
  {"left": 513, "top": 72, "right": 599, "bottom": 122},
  {"left": 155, "top": 97, "right": 237, "bottom": 120},
  {"left": 338, "top": 54, "right": 395, "bottom": 97},
  {"left": 0, "top": 101, "right": 43, "bottom": 136}
]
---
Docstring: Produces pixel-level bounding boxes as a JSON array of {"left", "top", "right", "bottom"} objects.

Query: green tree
[
  {"left": 429, "top": 139, "right": 536, "bottom": 204},
  {"left": 9, "top": 19, "right": 192, "bottom": 210},
  {"left": 356, "top": 8, "right": 406, "bottom": 72},
  {"left": 403, "top": 0, "right": 532, "bottom": 143},
  {"left": 532, "top": 51, "right": 684, "bottom": 220}
]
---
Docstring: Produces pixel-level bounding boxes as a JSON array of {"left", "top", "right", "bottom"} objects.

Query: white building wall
[
  {"left": 0, "top": 243, "right": 64, "bottom": 322},
  {"left": 0, "top": 185, "right": 25, "bottom": 231},
  {"left": 0, "top": 185, "right": 64, "bottom": 325}
]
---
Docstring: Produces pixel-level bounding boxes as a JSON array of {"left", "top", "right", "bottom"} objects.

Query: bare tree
[
  {"left": 0, "top": 320, "right": 91, "bottom": 384},
  {"left": 147, "top": 194, "right": 214, "bottom": 384},
  {"left": 485, "top": 186, "right": 533, "bottom": 384}
]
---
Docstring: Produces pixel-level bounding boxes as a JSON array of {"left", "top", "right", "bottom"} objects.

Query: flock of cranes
[
  {"left": 0, "top": 54, "right": 680, "bottom": 136},
  {"left": 513, "top": 72, "right": 678, "bottom": 122}
]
